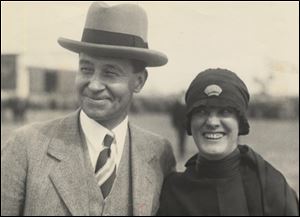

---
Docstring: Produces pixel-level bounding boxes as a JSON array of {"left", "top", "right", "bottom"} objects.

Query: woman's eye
[
  {"left": 220, "top": 108, "right": 234, "bottom": 116},
  {"left": 81, "top": 67, "right": 93, "bottom": 74},
  {"left": 197, "top": 108, "right": 208, "bottom": 115}
]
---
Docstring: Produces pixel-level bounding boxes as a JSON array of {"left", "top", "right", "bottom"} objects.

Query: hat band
[{"left": 81, "top": 28, "right": 148, "bottom": 49}]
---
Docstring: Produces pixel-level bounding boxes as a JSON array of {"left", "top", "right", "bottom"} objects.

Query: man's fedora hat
[{"left": 58, "top": 2, "right": 168, "bottom": 67}]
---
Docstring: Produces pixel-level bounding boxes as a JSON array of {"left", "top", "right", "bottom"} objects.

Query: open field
[{"left": 1, "top": 109, "right": 299, "bottom": 196}]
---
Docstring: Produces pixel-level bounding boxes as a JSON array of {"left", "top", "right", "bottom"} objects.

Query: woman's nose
[{"left": 205, "top": 114, "right": 220, "bottom": 130}]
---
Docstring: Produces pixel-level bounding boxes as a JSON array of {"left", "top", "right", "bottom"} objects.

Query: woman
[{"left": 157, "top": 68, "right": 298, "bottom": 216}]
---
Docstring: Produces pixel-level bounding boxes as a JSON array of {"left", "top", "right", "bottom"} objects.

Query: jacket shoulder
[
  {"left": 163, "top": 171, "right": 187, "bottom": 187},
  {"left": 240, "top": 145, "right": 299, "bottom": 215},
  {"left": 241, "top": 145, "right": 289, "bottom": 183},
  {"left": 262, "top": 157, "right": 299, "bottom": 215},
  {"left": 129, "top": 123, "right": 174, "bottom": 152},
  {"left": 129, "top": 123, "right": 169, "bottom": 142},
  {"left": 129, "top": 123, "right": 176, "bottom": 173},
  {"left": 2, "top": 114, "right": 72, "bottom": 157}
]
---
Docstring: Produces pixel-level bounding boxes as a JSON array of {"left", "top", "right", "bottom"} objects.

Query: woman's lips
[{"left": 202, "top": 132, "right": 225, "bottom": 140}]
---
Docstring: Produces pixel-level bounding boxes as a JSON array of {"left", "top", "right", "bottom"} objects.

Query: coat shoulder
[
  {"left": 129, "top": 123, "right": 170, "bottom": 142},
  {"left": 129, "top": 123, "right": 173, "bottom": 152},
  {"left": 163, "top": 171, "right": 186, "bottom": 188},
  {"left": 2, "top": 113, "right": 75, "bottom": 157},
  {"left": 241, "top": 145, "right": 289, "bottom": 184},
  {"left": 129, "top": 123, "right": 176, "bottom": 173},
  {"left": 240, "top": 145, "right": 299, "bottom": 215}
]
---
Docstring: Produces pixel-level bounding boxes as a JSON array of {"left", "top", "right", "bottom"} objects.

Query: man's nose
[
  {"left": 205, "top": 114, "right": 220, "bottom": 130},
  {"left": 88, "top": 76, "right": 105, "bottom": 92}
]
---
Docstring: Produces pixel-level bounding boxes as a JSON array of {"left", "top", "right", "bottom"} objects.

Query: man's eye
[{"left": 104, "top": 70, "right": 119, "bottom": 77}]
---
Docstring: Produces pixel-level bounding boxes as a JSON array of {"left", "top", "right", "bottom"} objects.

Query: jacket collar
[
  {"left": 47, "top": 109, "right": 89, "bottom": 216},
  {"left": 47, "top": 110, "right": 158, "bottom": 216}
]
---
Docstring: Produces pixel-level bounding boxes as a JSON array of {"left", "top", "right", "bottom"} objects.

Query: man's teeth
[{"left": 203, "top": 133, "right": 224, "bottom": 139}]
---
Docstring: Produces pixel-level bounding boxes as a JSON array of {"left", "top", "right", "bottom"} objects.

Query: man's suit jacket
[{"left": 1, "top": 110, "right": 176, "bottom": 216}]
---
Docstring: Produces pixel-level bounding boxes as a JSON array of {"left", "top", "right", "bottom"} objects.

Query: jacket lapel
[
  {"left": 47, "top": 110, "right": 89, "bottom": 216},
  {"left": 130, "top": 124, "right": 157, "bottom": 216}
]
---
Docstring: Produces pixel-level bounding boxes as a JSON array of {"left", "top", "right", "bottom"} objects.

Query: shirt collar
[{"left": 80, "top": 110, "right": 128, "bottom": 153}]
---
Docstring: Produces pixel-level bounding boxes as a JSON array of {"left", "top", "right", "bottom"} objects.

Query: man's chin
[{"left": 82, "top": 107, "right": 108, "bottom": 120}]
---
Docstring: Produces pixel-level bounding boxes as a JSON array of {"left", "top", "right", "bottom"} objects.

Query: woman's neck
[{"left": 196, "top": 148, "right": 241, "bottom": 178}]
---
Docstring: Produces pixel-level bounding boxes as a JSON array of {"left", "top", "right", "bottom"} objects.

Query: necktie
[{"left": 95, "top": 134, "right": 116, "bottom": 198}]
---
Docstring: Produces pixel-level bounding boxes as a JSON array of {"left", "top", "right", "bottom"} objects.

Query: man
[{"left": 1, "top": 2, "right": 176, "bottom": 216}]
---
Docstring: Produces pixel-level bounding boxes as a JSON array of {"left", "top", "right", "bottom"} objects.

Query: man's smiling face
[{"left": 76, "top": 53, "right": 147, "bottom": 129}]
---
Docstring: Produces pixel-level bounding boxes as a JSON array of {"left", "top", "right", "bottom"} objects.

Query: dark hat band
[{"left": 81, "top": 28, "right": 148, "bottom": 49}]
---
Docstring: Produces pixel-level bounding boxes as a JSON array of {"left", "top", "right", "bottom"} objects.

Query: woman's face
[{"left": 190, "top": 106, "right": 239, "bottom": 160}]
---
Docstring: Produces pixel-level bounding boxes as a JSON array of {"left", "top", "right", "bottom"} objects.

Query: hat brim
[{"left": 58, "top": 37, "right": 168, "bottom": 67}]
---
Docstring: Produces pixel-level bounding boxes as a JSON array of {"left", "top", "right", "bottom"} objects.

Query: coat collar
[
  {"left": 47, "top": 109, "right": 89, "bottom": 216},
  {"left": 47, "top": 110, "right": 159, "bottom": 216},
  {"left": 47, "top": 109, "right": 82, "bottom": 161}
]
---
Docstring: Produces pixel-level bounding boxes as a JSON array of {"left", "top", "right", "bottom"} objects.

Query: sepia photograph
[{"left": 1, "top": 1, "right": 299, "bottom": 216}]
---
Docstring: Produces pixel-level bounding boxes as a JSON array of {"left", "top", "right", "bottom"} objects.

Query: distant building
[
  {"left": 1, "top": 54, "right": 17, "bottom": 91},
  {"left": 1, "top": 54, "right": 20, "bottom": 99},
  {"left": 1, "top": 54, "right": 78, "bottom": 109},
  {"left": 28, "top": 66, "right": 77, "bottom": 108}
]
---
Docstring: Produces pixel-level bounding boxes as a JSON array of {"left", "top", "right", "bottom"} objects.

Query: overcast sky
[{"left": 1, "top": 1, "right": 299, "bottom": 96}]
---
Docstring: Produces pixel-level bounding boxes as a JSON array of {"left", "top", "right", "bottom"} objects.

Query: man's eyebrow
[{"left": 79, "top": 59, "right": 94, "bottom": 66}]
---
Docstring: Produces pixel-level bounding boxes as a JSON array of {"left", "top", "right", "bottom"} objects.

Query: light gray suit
[{"left": 1, "top": 111, "right": 176, "bottom": 216}]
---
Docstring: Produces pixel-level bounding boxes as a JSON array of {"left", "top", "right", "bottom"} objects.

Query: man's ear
[{"left": 133, "top": 69, "right": 148, "bottom": 93}]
